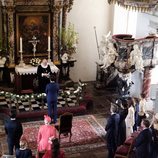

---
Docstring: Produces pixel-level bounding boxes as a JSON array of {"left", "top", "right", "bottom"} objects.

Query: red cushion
[
  {"left": 124, "top": 137, "right": 134, "bottom": 145},
  {"left": 131, "top": 131, "right": 139, "bottom": 138},
  {"left": 21, "top": 89, "right": 33, "bottom": 94},
  {"left": 115, "top": 145, "right": 130, "bottom": 156}
]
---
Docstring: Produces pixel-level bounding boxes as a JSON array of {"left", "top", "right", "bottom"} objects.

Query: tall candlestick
[
  {"left": 20, "top": 37, "right": 22, "bottom": 51},
  {"left": 48, "top": 36, "right": 51, "bottom": 51}
]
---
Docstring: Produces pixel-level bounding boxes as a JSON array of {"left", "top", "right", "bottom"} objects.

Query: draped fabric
[{"left": 108, "top": 0, "right": 158, "bottom": 12}]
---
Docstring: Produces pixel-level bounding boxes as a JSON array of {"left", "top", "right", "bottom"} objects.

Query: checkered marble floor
[{"left": 0, "top": 87, "right": 78, "bottom": 112}]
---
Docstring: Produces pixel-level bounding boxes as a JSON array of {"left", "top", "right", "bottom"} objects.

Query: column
[
  {"left": 142, "top": 67, "right": 151, "bottom": 99},
  {"left": 7, "top": 6, "right": 15, "bottom": 66}
]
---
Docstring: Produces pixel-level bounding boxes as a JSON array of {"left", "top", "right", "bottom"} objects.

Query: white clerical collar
[
  {"left": 11, "top": 118, "right": 16, "bottom": 120},
  {"left": 20, "top": 147, "right": 26, "bottom": 150},
  {"left": 111, "top": 112, "right": 116, "bottom": 115},
  {"left": 41, "top": 63, "right": 49, "bottom": 68}
]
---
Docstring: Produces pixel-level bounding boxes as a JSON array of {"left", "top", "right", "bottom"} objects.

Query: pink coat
[{"left": 37, "top": 125, "right": 56, "bottom": 151}]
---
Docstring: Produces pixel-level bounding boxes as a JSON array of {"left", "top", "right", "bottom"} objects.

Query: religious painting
[{"left": 16, "top": 13, "right": 50, "bottom": 57}]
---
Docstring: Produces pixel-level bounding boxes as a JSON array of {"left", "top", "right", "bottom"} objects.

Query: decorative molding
[
  {"left": 108, "top": 0, "right": 158, "bottom": 12},
  {"left": 1, "top": 0, "right": 74, "bottom": 64}
]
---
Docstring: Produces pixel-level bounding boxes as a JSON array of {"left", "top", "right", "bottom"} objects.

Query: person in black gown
[
  {"left": 37, "top": 59, "right": 52, "bottom": 93},
  {"left": 118, "top": 98, "right": 128, "bottom": 146}
]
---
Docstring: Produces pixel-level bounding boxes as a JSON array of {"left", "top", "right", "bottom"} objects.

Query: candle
[
  {"left": 20, "top": 37, "right": 22, "bottom": 51},
  {"left": 48, "top": 36, "right": 51, "bottom": 51}
]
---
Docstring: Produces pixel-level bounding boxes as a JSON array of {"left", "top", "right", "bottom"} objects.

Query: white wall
[
  {"left": 67, "top": 0, "right": 114, "bottom": 82},
  {"left": 136, "top": 12, "right": 158, "bottom": 38},
  {"left": 113, "top": 5, "right": 138, "bottom": 37},
  {"left": 130, "top": 71, "right": 143, "bottom": 97}
]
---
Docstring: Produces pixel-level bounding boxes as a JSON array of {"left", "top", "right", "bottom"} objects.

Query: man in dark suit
[
  {"left": 46, "top": 74, "right": 59, "bottom": 124},
  {"left": 105, "top": 103, "right": 120, "bottom": 158},
  {"left": 134, "top": 119, "right": 152, "bottom": 158},
  {"left": 5, "top": 111, "right": 23, "bottom": 155}
]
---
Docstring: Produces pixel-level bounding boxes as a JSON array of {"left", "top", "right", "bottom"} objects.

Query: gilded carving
[
  {"left": 2, "top": 0, "right": 74, "bottom": 64},
  {"left": 6, "top": 6, "right": 15, "bottom": 65}
]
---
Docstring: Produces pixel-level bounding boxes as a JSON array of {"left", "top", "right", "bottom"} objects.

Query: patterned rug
[{"left": 22, "top": 115, "right": 106, "bottom": 154}]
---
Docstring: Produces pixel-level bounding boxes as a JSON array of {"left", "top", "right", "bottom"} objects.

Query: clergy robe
[{"left": 37, "top": 64, "right": 52, "bottom": 93}]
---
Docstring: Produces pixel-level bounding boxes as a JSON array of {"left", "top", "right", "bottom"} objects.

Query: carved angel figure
[
  {"left": 130, "top": 44, "right": 144, "bottom": 71},
  {"left": 98, "top": 31, "right": 111, "bottom": 64},
  {"left": 101, "top": 42, "right": 118, "bottom": 70}
]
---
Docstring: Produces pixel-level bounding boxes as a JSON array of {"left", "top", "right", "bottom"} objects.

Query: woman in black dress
[
  {"left": 37, "top": 59, "right": 52, "bottom": 93},
  {"left": 150, "top": 113, "right": 158, "bottom": 158},
  {"left": 118, "top": 98, "right": 128, "bottom": 146}
]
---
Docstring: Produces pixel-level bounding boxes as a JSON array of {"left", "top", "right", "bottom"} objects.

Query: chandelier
[{"left": 108, "top": 0, "right": 158, "bottom": 12}]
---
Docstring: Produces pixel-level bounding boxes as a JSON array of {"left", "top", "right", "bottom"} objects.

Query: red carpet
[{"left": 22, "top": 115, "right": 106, "bottom": 154}]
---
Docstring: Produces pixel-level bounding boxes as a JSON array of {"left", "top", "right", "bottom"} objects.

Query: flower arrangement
[
  {"left": 30, "top": 58, "right": 41, "bottom": 66},
  {"left": 61, "top": 22, "right": 79, "bottom": 55}
]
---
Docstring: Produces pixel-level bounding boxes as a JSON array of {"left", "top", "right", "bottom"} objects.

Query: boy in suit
[
  {"left": 105, "top": 103, "right": 120, "bottom": 158},
  {"left": 46, "top": 74, "right": 59, "bottom": 124},
  {"left": 134, "top": 119, "right": 152, "bottom": 158}
]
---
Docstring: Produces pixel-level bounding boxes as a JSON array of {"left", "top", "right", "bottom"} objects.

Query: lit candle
[
  {"left": 48, "top": 36, "right": 51, "bottom": 51},
  {"left": 20, "top": 37, "right": 23, "bottom": 52}
]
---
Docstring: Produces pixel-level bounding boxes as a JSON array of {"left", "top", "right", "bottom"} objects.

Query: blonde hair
[{"left": 20, "top": 139, "right": 28, "bottom": 149}]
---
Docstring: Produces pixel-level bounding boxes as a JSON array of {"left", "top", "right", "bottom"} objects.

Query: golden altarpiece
[
  {"left": 0, "top": 0, "right": 74, "bottom": 93},
  {"left": 0, "top": 0, "right": 74, "bottom": 65}
]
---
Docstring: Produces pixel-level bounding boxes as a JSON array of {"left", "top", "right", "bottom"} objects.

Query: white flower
[{"left": 30, "top": 58, "right": 41, "bottom": 66}]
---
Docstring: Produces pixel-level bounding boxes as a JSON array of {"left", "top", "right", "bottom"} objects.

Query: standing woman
[
  {"left": 37, "top": 59, "right": 52, "bottom": 93},
  {"left": 138, "top": 93, "right": 146, "bottom": 127},
  {"left": 37, "top": 115, "right": 57, "bottom": 158},
  {"left": 125, "top": 98, "right": 135, "bottom": 137},
  {"left": 133, "top": 97, "right": 140, "bottom": 131},
  {"left": 118, "top": 99, "right": 128, "bottom": 146}
]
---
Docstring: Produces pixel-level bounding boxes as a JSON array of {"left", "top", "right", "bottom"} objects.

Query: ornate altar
[
  {"left": 15, "top": 64, "right": 59, "bottom": 93},
  {"left": 0, "top": 0, "right": 74, "bottom": 65}
]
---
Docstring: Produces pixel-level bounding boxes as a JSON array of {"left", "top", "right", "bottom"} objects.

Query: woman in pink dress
[{"left": 37, "top": 115, "right": 57, "bottom": 158}]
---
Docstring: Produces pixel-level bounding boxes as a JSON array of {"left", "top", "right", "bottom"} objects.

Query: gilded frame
[{"left": 16, "top": 13, "right": 50, "bottom": 58}]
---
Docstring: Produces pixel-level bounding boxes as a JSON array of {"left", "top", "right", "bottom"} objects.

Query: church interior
[{"left": 0, "top": 0, "right": 158, "bottom": 158}]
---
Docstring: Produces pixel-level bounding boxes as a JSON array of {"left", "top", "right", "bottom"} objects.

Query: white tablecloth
[{"left": 15, "top": 64, "right": 59, "bottom": 75}]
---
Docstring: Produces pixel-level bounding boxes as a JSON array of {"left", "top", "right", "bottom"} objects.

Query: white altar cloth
[{"left": 15, "top": 64, "right": 59, "bottom": 75}]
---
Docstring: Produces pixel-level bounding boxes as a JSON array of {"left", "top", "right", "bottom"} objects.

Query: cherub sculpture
[
  {"left": 101, "top": 42, "right": 118, "bottom": 71},
  {"left": 98, "top": 31, "right": 111, "bottom": 65},
  {"left": 130, "top": 44, "right": 144, "bottom": 71}
]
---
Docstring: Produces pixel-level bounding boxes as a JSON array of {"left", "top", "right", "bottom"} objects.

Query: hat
[{"left": 44, "top": 115, "right": 51, "bottom": 123}]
